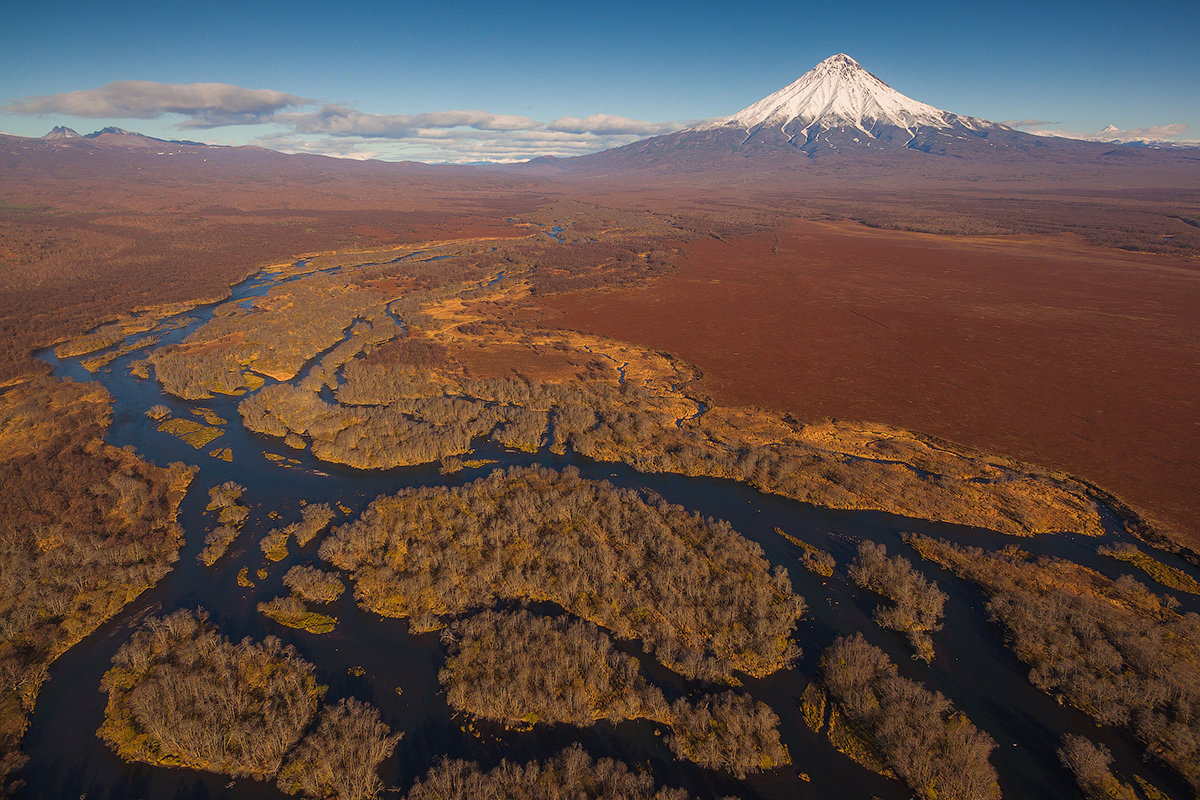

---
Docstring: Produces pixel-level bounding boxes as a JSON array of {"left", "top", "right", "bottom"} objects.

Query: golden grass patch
[{"left": 156, "top": 417, "right": 223, "bottom": 449}]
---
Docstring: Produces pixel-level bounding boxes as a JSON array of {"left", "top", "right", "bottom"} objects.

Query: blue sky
[{"left": 2, "top": 0, "right": 1197, "bottom": 161}]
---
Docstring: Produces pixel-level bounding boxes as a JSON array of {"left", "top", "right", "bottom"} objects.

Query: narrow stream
[{"left": 18, "top": 256, "right": 1200, "bottom": 800}]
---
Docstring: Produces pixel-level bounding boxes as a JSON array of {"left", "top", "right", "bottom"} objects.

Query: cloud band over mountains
[
  {"left": 3, "top": 79, "right": 683, "bottom": 160},
  {"left": 19, "top": 79, "right": 1187, "bottom": 162},
  {"left": 287, "top": 105, "right": 541, "bottom": 137},
  {"left": 3, "top": 81, "right": 314, "bottom": 128}
]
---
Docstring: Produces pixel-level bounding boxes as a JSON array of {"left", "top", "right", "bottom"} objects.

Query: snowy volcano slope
[{"left": 691, "top": 53, "right": 1006, "bottom": 153}]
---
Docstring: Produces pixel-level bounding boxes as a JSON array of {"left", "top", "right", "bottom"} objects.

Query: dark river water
[{"left": 20, "top": 258, "right": 1200, "bottom": 800}]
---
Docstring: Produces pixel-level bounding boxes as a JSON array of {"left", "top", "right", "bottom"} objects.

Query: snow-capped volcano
[
  {"left": 555, "top": 52, "right": 1168, "bottom": 173},
  {"left": 691, "top": 53, "right": 1002, "bottom": 151},
  {"left": 701, "top": 54, "right": 967, "bottom": 135}
]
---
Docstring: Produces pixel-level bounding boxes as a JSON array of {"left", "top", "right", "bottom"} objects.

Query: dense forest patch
[
  {"left": 276, "top": 698, "right": 400, "bottom": 800},
  {"left": 849, "top": 541, "right": 947, "bottom": 662},
  {"left": 98, "top": 610, "right": 323, "bottom": 778},
  {"left": 439, "top": 610, "right": 788, "bottom": 777},
  {"left": 1058, "top": 734, "right": 1141, "bottom": 800},
  {"left": 322, "top": 466, "right": 805, "bottom": 682},
  {"left": 441, "top": 609, "right": 668, "bottom": 727},
  {"left": 0, "top": 378, "right": 192, "bottom": 794},
  {"left": 99, "top": 611, "right": 397, "bottom": 798},
  {"left": 283, "top": 565, "right": 345, "bottom": 604},
  {"left": 806, "top": 633, "right": 1000, "bottom": 800},
  {"left": 909, "top": 534, "right": 1200, "bottom": 791},
  {"left": 404, "top": 743, "right": 694, "bottom": 800}
]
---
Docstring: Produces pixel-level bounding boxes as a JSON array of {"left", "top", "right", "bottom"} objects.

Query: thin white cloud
[
  {"left": 546, "top": 113, "right": 677, "bottom": 136},
  {"left": 273, "top": 106, "right": 679, "bottom": 161},
  {"left": 1001, "top": 119, "right": 1059, "bottom": 129},
  {"left": 3, "top": 81, "right": 312, "bottom": 127},
  {"left": 254, "top": 127, "right": 658, "bottom": 163},
  {"left": 1096, "top": 122, "right": 1189, "bottom": 140},
  {"left": 1031, "top": 122, "right": 1193, "bottom": 144},
  {"left": 251, "top": 132, "right": 387, "bottom": 161},
  {"left": 286, "top": 105, "right": 541, "bottom": 137}
]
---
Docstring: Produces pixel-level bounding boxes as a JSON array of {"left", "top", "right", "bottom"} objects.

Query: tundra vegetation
[
  {"left": 257, "top": 596, "right": 337, "bottom": 634},
  {"left": 0, "top": 378, "right": 192, "bottom": 794},
  {"left": 225, "top": 249, "right": 1106, "bottom": 537},
  {"left": 321, "top": 466, "right": 805, "bottom": 682},
  {"left": 907, "top": 534, "right": 1200, "bottom": 791},
  {"left": 1099, "top": 542, "right": 1200, "bottom": 595},
  {"left": 775, "top": 528, "right": 835, "bottom": 577},
  {"left": 404, "top": 743, "right": 694, "bottom": 800},
  {"left": 848, "top": 541, "right": 947, "bottom": 661},
  {"left": 439, "top": 610, "right": 788, "bottom": 777},
  {"left": 13, "top": 215, "right": 1195, "bottom": 798},
  {"left": 805, "top": 633, "right": 1000, "bottom": 800},
  {"left": 99, "top": 610, "right": 396, "bottom": 799}
]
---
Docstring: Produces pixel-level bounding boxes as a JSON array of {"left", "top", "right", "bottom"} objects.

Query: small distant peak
[
  {"left": 821, "top": 53, "right": 860, "bottom": 66},
  {"left": 43, "top": 125, "right": 81, "bottom": 140},
  {"left": 86, "top": 126, "right": 138, "bottom": 137}
]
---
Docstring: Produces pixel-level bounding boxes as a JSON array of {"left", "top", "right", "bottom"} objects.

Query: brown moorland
[
  {"left": 0, "top": 134, "right": 538, "bottom": 384},
  {"left": 4, "top": 133, "right": 1198, "bottom": 547},
  {"left": 540, "top": 218, "right": 1200, "bottom": 545}
]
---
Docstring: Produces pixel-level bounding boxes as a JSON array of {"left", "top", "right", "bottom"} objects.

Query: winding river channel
[{"left": 20, "top": 255, "right": 1200, "bottom": 800}]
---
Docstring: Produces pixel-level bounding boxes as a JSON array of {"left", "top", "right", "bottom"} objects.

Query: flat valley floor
[{"left": 540, "top": 218, "right": 1200, "bottom": 544}]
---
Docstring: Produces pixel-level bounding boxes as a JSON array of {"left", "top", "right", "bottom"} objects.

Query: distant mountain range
[
  {"left": 40, "top": 125, "right": 209, "bottom": 147},
  {"left": 9, "top": 54, "right": 1199, "bottom": 180}
]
